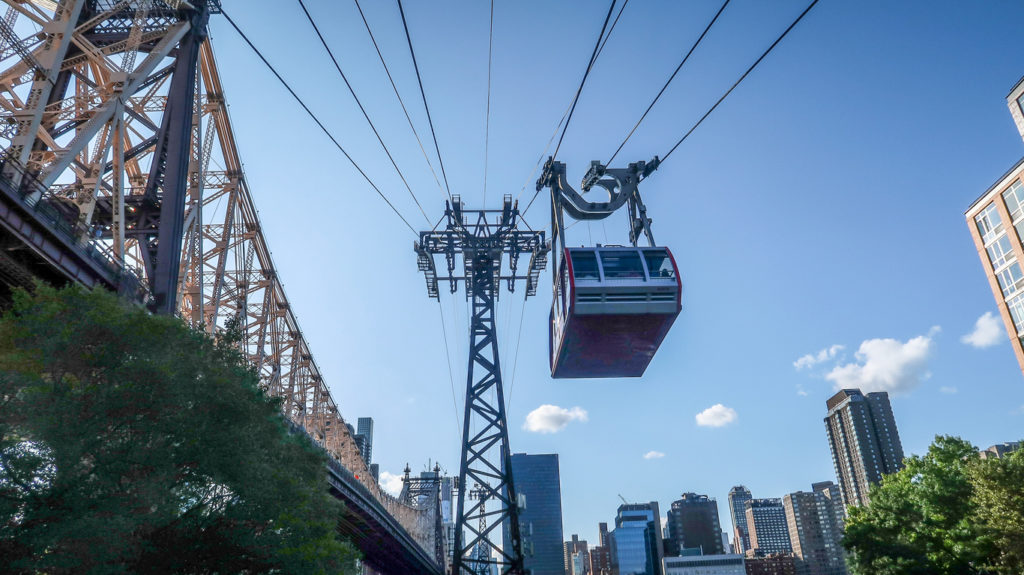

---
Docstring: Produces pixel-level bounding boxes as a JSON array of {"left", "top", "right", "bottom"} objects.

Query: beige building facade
[{"left": 966, "top": 77, "right": 1024, "bottom": 373}]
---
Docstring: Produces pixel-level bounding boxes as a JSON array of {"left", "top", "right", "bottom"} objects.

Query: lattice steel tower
[{"left": 415, "top": 195, "right": 548, "bottom": 575}]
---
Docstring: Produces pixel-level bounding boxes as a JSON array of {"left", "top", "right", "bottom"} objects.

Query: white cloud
[
  {"left": 825, "top": 331, "right": 936, "bottom": 395},
  {"left": 523, "top": 404, "right": 588, "bottom": 434},
  {"left": 695, "top": 404, "right": 738, "bottom": 428},
  {"left": 796, "top": 384, "right": 809, "bottom": 397},
  {"left": 379, "top": 471, "right": 404, "bottom": 496},
  {"left": 961, "top": 312, "right": 1004, "bottom": 349},
  {"left": 939, "top": 386, "right": 958, "bottom": 395},
  {"left": 794, "top": 344, "right": 844, "bottom": 370},
  {"left": 643, "top": 451, "right": 665, "bottom": 460}
]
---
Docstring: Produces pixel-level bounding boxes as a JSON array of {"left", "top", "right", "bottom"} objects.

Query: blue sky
[{"left": 211, "top": 0, "right": 1024, "bottom": 545}]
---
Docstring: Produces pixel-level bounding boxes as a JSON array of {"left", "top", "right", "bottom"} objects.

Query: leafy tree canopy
[
  {"left": 0, "top": 284, "right": 359, "bottom": 574},
  {"left": 844, "top": 434, "right": 1024, "bottom": 575}
]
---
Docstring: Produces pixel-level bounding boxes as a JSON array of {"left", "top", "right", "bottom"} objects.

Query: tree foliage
[
  {"left": 843, "top": 434, "right": 1024, "bottom": 575},
  {"left": 0, "top": 284, "right": 359, "bottom": 574}
]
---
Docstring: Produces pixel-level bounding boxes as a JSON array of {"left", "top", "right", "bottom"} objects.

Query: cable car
[{"left": 550, "top": 246, "right": 682, "bottom": 378}]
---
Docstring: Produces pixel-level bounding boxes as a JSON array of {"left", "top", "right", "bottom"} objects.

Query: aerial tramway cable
[
  {"left": 551, "top": 0, "right": 618, "bottom": 162},
  {"left": 295, "top": 0, "right": 430, "bottom": 223},
  {"left": 654, "top": 0, "right": 820, "bottom": 168},
  {"left": 221, "top": 9, "right": 418, "bottom": 235},
  {"left": 352, "top": 0, "right": 448, "bottom": 202},
  {"left": 607, "top": 0, "right": 731, "bottom": 164},
  {"left": 520, "top": 0, "right": 625, "bottom": 217},
  {"left": 482, "top": 0, "right": 494, "bottom": 207},
  {"left": 397, "top": 0, "right": 454, "bottom": 198}
]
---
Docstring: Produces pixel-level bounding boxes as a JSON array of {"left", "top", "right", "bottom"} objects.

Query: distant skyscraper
[
  {"left": 824, "top": 389, "right": 904, "bottom": 507},
  {"left": 783, "top": 482, "right": 847, "bottom": 575},
  {"left": 503, "top": 453, "right": 565, "bottom": 575},
  {"left": 728, "top": 486, "right": 753, "bottom": 554},
  {"left": 745, "top": 499, "right": 791, "bottom": 556},
  {"left": 610, "top": 502, "right": 664, "bottom": 575},
  {"left": 966, "top": 77, "right": 1024, "bottom": 375},
  {"left": 665, "top": 493, "right": 724, "bottom": 556},
  {"left": 721, "top": 530, "right": 732, "bottom": 554},
  {"left": 979, "top": 441, "right": 1021, "bottom": 459},
  {"left": 589, "top": 543, "right": 612, "bottom": 575},
  {"left": 564, "top": 534, "right": 589, "bottom": 575},
  {"left": 356, "top": 417, "right": 373, "bottom": 465}
]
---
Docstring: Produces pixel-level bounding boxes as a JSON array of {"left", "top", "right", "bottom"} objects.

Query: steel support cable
[
  {"left": 607, "top": 0, "right": 730, "bottom": 164},
  {"left": 221, "top": 10, "right": 417, "bottom": 235},
  {"left": 551, "top": 0, "right": 618, "bottom": 161},
  {"left": 520, "top": 0, "right": 622, "bottom": 216},
  {"left": 482, "top": 0, "right": 494, "bottom": 207},
  {"left": 437, "top": 299, "right": 462, "bottom": 436},
  {"left": 352, "top": 0, "right": 447, "bottom": 202},
  {"left": 296, "top": 0, "right": 430, "bottom": 223},
  {"left": 397, "top": 0, "right": 453, "bottom": 199},
  {"left": 656, "top": 0, "right": 820, "bottom": 167},
  {"left": 505, "top": 297, "right": 527, "bottom": 413}
]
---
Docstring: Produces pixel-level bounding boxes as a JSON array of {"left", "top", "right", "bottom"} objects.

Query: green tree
[
  {"left": 842, "top": 435, "right": 996, "bottom": 575},
  {"left": 971, "top": 448, "right": 1024, "bottom": 574},
  {"left": 0, "top": 284, "right": 359, "bottom": 574}
]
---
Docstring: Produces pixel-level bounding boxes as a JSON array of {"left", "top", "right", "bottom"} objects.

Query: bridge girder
[{"left": 0, "top": 1, "right": 439, "bottom": 568}]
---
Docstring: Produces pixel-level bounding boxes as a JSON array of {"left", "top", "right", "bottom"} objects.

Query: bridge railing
[{"left": 0, "top": 150, "right": 149, "bottom": 302}]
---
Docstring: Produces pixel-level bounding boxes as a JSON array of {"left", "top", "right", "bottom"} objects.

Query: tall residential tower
[
  {"left": 783, "top": 482, "right": 847, "bottom": 575},
  {"left": 966, "top": 77, "right": 1024, "bottom": 374},
  {"left": 665, "top": 493, "right": 724, "bottom": 556},
  {"left": 727, "top": 486, "right": 752, "bottom": 554},
  {"left": 824, "top": 389, "right": 904, "bottom": 507}
]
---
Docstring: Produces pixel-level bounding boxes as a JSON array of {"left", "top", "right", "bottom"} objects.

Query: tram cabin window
[
  {"left": 570, "top": 251, "right": 600, "bottom": 279},
  {"left": 599, "top": 251, "right": 645, "bottom": 279},
  {"left": 643, "top": 250, "right": 676, "bottom": 279}
]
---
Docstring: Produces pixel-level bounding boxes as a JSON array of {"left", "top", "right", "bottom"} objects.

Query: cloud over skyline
[
  {"left": 961, "top": 311, "right": 1004, "bottom": 348},
  {"left": 695, "top": 404, "right": 738, "bottom": 427},
  {"left": 825, "top": 329, "right": 937, "bottom": 394},
  {"left": 794, "top": 344, "right": 845, "bottom": 370},
  {"left": 379, "top": 471, "right": 404, "bottom": 496},
  {"left": 523, "top": 404, "right": 588, "bottom": 434},
  {"left": 644, "top": 451, "right": 665, "bottom": 459}
]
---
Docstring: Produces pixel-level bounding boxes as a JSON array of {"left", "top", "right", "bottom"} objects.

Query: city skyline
[{"left": 210, "top": 0, "right": 1024, "bottom": 547}]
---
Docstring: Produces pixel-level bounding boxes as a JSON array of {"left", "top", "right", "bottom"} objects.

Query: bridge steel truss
[
  {"left": 415, "top": 196, "right": 548, "bottom": 575},
  {"left": 0, "top": 1, "right": 441, "bottom": 570}
]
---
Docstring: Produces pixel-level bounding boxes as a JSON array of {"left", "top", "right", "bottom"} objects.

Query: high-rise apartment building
[
  {"left": 564, "top": 534, "right": 589, "bottom": 575},
  {"left": 824, "top": 389, "right": 904, "bottom": 508},
  {"left": 356, "top": 417, "right": 373, "bottom": 466},
  {"left": 589, "top": 543, "right": 612, "bottom": 575},
  {"left": 610, "top": 502, "right": 664, "bottom": 575},
  {"left": 745, "top": 499, "right": 792, "bottom": 556},
  {"left": 980, "top": 441, "right": 1021, "bottom": 459},
  {"left": 966, "top": 77, "right": 1024, "bottom": 374},
  {"left": 665, "top": 493, "right": 724, "bottom": 556},
  {"left": 728, "top": 486, "right": 753, "bottom": 554},
  {"left": 783, "top": 482, "right": 847, "bottom": 575},
  {"left": 503, "top": 453, "right": 565, "bottom": 575}
]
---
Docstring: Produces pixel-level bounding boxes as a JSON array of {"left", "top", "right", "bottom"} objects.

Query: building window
[
  {"left": 987, "top": 235, "right": 1016, "bottom": 270},
  {"left": 1018, "top": 94, "right": 1024, "bottom": 118},
  {"left": 1007, "top": 292, "right": 1024, "bottom": 334},
  {"left": 1004, "top": 181, "right": 1024, "bottom": 222},
  {"left": 976, "top": 203, "right": 1005, "bottom": 244},
  {"left": 998, "top": 262, "right": 1024, "bottom": 297}
]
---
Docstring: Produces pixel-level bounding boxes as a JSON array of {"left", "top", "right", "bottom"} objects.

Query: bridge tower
[{"left": 415, "top": 195, "right": 548, "bottom": 575}]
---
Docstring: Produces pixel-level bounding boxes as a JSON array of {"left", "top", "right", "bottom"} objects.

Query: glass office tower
[
  {"left": 502, "top": 453, "right": 565, "bottom": 575},
  {"left": 610, "top": 503, "right": 664, "bottom": 575}
]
